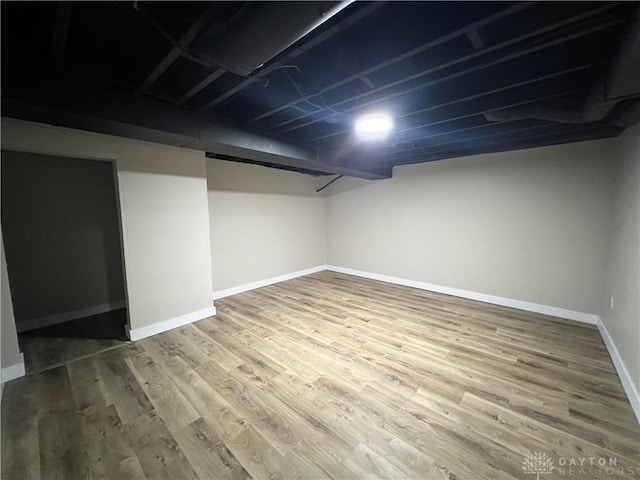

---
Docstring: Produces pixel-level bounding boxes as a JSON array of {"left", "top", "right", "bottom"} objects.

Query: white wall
[
  {"left": 1, "top": 116, "right": 635, "bottom": 401},
  {"left": 1, "top": 118, "right": 214, "bottom": 332},
  {"left": 1, "top": 151, "right": 125, "bottom": 331},
  {"left": 1, "top": 233, "right": 23, "bottom": 383},
  {"left": 326, "top": 138, "right": 619, "bottom": 315},
  {"left": 601, "top": 125, "right": 640, "bottom": 394},
  {"left": 207, "top": 160, "right": 326, "bottom": 293}
]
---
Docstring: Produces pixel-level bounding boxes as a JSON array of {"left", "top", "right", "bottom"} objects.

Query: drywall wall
[
  {"left": 207, "top": 160, "right": 327, "bottom": 292},
  {"left": 601, "top": 124, "right": 640, "bottom": 395},
  {"left": 1, "top": 151, "right": 125, "bottom": 331},
  {"left": 1, "top": 233, "right": 23, "bottom": 382},
  {"left": 1, "top": 118, "right": 214, "bottom": 331},
  {"left": 327, "top": 138, "right": 618, "bottom": 315}
]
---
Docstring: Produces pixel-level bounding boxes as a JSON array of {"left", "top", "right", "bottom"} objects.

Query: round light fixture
[{"left": 354, "top": 113, "right": 393, "bottom": 138}]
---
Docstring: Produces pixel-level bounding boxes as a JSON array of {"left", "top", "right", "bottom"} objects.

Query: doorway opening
[{"left": 1, "top": 150, "right": 129, "bottom": 374}]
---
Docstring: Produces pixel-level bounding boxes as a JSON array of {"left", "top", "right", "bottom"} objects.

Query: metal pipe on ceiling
[
  {"left": 609, "top": 99, "right": 640, "bottom": 127},
  {"left": 192, "top": 1, "right": 354, "bottom": 76},
  {"left": 316, "top": 175, "right": 344, "bottom": 193}
]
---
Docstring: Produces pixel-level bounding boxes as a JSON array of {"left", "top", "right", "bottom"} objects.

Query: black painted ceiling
[{"left": 1, "top": 1, "right": 637, "bottom": 177}]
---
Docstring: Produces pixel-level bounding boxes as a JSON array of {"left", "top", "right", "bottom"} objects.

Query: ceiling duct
[
  {"left": 1, "top": 74, "right": 390, "bottom": 180},
  {"left": 483, "top": 78, "right": 618, "bottom": 124},
  {"left": 609, "top": 99, "right": 640, "bottom": 127},
  {"left": 192, "top": 1, "right": 354, "bottom": 76},
  {"left": 484, "top": 6, "right": 640, "bottom": 125}
]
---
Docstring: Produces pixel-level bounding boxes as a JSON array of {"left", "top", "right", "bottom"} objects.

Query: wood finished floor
[{"left": 2, "top": 271, "right": 639, "bottom": 480}]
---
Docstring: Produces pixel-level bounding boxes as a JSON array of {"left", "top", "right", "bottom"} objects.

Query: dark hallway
[
  {"left": 18, "top": 308, "right": 129, "bottom": 374},
  {"left": 1, "top": 151, "right": 129, "bottom": 374}
]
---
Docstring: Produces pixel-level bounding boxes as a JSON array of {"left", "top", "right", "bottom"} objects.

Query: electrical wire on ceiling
[
  {"left": 282, "top": 68, "right": 344, "bottom": 118},
  {"left": 260, "top": 64, "right": 344, "bottom": 118},
  {"left": 262, "top": 65, "right": 303, "bottom": 88}
]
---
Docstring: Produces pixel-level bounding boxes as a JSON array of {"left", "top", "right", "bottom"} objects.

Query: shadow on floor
[
  {"left": 20, "top": 308, "right": 129, "bottom": 341},
  {"left": 19, "top": 308, "right": 129, "bottom": 374}
]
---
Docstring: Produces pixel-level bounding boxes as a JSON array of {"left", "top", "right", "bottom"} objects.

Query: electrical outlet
[{"left": 610, "top": 296, "right": 615, "bottom": 310}]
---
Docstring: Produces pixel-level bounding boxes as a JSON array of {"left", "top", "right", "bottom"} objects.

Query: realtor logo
[{"left": 522, "top": 452, "right": 555, "bottom": 480}]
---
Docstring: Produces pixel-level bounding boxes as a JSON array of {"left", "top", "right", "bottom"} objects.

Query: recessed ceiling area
[{"left": 1, "top": 1, "right": 639, "bottom": 178}]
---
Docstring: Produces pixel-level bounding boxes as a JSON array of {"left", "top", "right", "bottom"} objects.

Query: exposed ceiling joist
[
  {"left": 272, "top": 6, "right": 621, "bottom": 133},
  {"left": 244, "top": 2, "right": 539, "bottom": 124},
  {"left": 359, "top": 76, "right": 376, "bottom": 89},
  {"left": 192, "top": 2, "right": 355, "bottom": 77},
  {"left": 331, "top": 89, "right": 587, "bottom": 151},
  {"left": 484, "top": 5, "right": 640, "bottom": 124},
  {"left": 176, "top": 68, "right": 226, "bottom": 105},
  {"left": 137, "top": 4, "right": 219, "bottom": 94},
  {"left": 309, "top": 63, "right": 597, "bottom": 143},
  {"left": 466, "top": 29, "right": 485, "bottom": 50},
  {"left": 196, "top": 1, "right": 386, "bottom": 111}
]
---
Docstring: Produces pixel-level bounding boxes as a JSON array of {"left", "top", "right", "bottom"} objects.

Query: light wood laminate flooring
[{"left": 2, "top": 271, "right": 639, "bottom": 479}]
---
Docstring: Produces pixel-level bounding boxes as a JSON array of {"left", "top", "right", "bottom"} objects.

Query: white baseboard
[
  {"left": 1, "top": 354, "right": 25, "bottom": 389},
  {"left": 213, "top": 265, "right": 328, "bottom": 300},
  {"left": 213, "top": 264, "right": 599, "bottom": 324},
  {"left": 17, "top": 300, "right": 127, "bottom": 333},
  {"left": 327, "top": 266, "right": 599, "bottom": 324},
  {"left": 126, "top": 306, "right": 217, "bottom": 341},
  {"left": 596, "top": 318, "right": 640, "bottom": 424}
]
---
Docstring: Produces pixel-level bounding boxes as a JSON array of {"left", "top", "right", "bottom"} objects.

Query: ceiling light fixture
[{"left": 354, "top": 113, "right": 394, "bottom": 139}]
